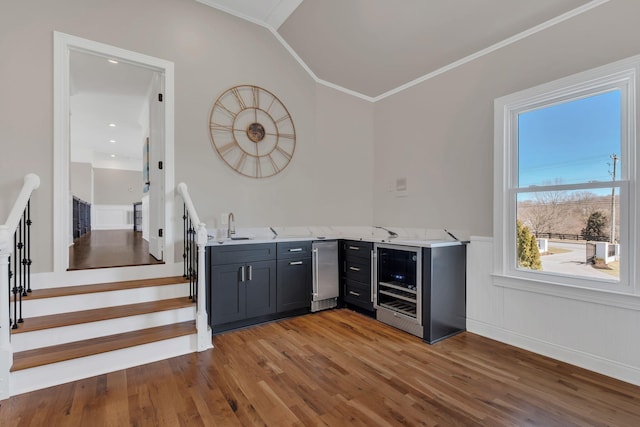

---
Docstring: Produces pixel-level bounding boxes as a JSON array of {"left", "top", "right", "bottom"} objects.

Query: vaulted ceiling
[
  {"left": 198, "top": 0, "right": 599, "bottom": 99},
  {"left": 69, "top": 0, "right": 605, "bottom": 168}
]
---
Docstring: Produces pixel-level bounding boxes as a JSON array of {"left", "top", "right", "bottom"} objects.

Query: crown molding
[{"left": 197, "top": 0, "right": 611, "bottom": 103}]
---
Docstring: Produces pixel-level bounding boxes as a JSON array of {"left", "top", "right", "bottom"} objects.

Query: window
[{"left": 495, "top": 58, "right": 638, "bottom": 293}]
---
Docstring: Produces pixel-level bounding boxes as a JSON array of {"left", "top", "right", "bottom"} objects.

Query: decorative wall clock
[{"left": 209, "top": 85, "right": 296, "bottom": 178}]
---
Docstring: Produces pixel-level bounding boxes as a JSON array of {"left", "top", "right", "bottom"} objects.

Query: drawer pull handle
[
  {"left": 289, "top": 261, "right": 303, "bottom": 265},
  {"left": 288, "top": 248, "right": 303, "bottom": 252},
  {"left": 348, "top": 246, "right": 360, "bottom": 250},
  {"left": 349, "top": 266, "right": 361, "bottom": 272},
  {"left": 349, "top": 291, "right": 361, "bottom": 297}
]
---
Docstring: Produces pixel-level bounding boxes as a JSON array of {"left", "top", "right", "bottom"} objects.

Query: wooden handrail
[
  {"left": 176, "top": 183, "right": 207, "bottom": 245},
  {"left": 0, "top": 174, "right": 40, "bottom": 255}
]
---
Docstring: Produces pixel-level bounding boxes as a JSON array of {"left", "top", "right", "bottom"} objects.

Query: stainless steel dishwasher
[{"left": 311, "top": 240, "right": 339, "bottom": 312}]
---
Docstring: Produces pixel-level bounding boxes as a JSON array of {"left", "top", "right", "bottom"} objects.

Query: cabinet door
[
  {"left": 245, "top": 260, "right": 277, "bottom": 318},
  {"left": 277, "top": 258, "right": 312, "bottom": 312},
  {"left": 211, "top": 263, "right": 245, "bottom": 325}
]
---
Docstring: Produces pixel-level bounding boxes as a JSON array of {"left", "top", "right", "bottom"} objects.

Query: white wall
[
  {"left": 93, "top": 168, "right": 142, "bottom": 205},
  {"left": 373, "top": 0, "right": 640, "bottom": 237},
  {"left": 0, "top": 0, "right": 375, "bottom": 271},
  {"left": 467, "top": 237, "right": 640, "bottom": 386},
  {"left": 372, "top": 1, "right": 640, "bottom": 386},
  {"left": 69, "top": 162, "right": 92, "bottom": 203}
]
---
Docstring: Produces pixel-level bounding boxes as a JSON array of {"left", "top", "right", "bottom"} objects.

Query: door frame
[{"left": 53, "top": 31, "right": 175, "bottom": 273}]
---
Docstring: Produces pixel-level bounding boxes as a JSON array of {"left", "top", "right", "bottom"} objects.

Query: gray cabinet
[
  {"left": 341, "top": 240, "right": 374, "bottom": 311},
  {"left": 276, "top": 242, "right": 312, "bottom": 312},
  {"left": 422, "top": 245, "right": 466, "bottom": 344},
  {"left": 208, "top": 244, "right": 276, "bottom": 328}
]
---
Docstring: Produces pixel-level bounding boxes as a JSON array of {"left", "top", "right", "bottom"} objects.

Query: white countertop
[{"left": 206, "top": 229, "right": 465, "bottom": 248}]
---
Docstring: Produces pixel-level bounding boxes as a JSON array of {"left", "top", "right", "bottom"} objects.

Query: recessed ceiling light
[
  {"left": 108, "top": 123, "right": 116, "bottom": 127},
  {"left": 108, "top": 59, "right": 119, "bottom": 64},
  {"left": 109, "top": 139, "right": 116, "bottom": 143},
  {"left": 110, "top": 154, "right": 116, "bottom": 158}
]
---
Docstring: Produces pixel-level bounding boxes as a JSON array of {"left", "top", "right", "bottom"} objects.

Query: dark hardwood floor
[
  {"left": 68, "top": 230, "right": 164, "bottom": 270},
  {"left": 2, "top": 309, "right": 639, "bottom": 426}
]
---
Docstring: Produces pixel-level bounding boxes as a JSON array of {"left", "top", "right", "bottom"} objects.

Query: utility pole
[{"left": 610, "top": 153, "right": 618, "bottom": 244}]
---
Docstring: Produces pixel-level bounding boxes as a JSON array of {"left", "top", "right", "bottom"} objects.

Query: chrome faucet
[
  {"left": 374, "top": 226, "right": 398, "bottom": 239},
  {"left": 227, "top": 212, "right": 236, "bottom": 238}
]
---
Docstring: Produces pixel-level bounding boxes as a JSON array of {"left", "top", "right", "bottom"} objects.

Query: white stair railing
[
  {"left": 176, "top": 183, "right": 213, "bottom": 352},
  {"left": 0, "top": 173, "right": 40, "bottom": 400}
]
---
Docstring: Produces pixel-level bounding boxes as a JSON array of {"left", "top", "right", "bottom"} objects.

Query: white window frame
[{"left": 494, "top": 56, "right": 638, "bottom": 295}]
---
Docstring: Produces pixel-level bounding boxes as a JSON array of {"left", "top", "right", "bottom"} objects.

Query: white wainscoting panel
[
  {"left": 92, "top": 204, "right": 134, "bottom": 230},
  {"left": 466, "top": 236, "right": 640, "bottom": 386}
]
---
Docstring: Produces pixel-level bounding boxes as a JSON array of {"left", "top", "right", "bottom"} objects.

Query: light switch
[
  {"left": 220, "top": 213, "right": 228, "bottom": 226},
  {"left": 396, "top": 177, "right": 408, "bottom": 197}
]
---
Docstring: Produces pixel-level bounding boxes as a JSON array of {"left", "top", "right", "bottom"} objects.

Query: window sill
[{"left": 492, "top": 273, "right": 640, "bottom": 311}]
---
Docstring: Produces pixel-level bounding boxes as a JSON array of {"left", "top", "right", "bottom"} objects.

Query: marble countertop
[{"left": 206, "top": 226, "right": 466, "bottom": 248}]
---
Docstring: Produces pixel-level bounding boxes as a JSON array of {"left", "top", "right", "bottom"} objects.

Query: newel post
[
  {"left": 0, "top": 226, "right": 13, "bottom": 400},
  {"left": 196, "top": 223, "right": 213, "bottom": 351}
]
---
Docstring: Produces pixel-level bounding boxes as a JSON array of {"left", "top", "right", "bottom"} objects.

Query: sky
[{"left": 518, "top": 89, "right": 621, "bottom": 188}]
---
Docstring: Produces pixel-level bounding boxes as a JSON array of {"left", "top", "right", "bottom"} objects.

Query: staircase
[{"left": 9, "top": 276, "right": 200, "bottom": 395}]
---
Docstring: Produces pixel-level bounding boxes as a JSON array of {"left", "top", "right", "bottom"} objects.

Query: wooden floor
[
  {"left": 2, "top": 309, "right": 639, "bottom": 426},
  {"left": 68, "top": 230, "right": 164, "bottom": 270}
]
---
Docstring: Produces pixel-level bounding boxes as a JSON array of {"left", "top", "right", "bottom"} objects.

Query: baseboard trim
[{"left": 467, "top": 318, "right": 640, "bottom": 387}]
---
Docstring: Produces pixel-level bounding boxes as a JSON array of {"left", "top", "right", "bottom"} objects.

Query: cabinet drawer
[
  {"left": 344, "top": 257, "right": 371, "bottom": 283},
  {"left": 343, "top": 279, "right": 373, "bottom": 311},
  {"left": 276, "top": 258, "right": 312, "bottom": 312},
  {"left": 343, "top": 240, "right": 373, "bottom": 260},
  {"left": 277, "top": 241, "right": 312, "bottom": 259},
  {"left": 210, "top": 243, "right": 276, "bottom": 265}
]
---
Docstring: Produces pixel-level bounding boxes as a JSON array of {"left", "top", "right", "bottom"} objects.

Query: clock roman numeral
[
  {"left": 218, "top": 141, "right": 238, "bottom": 156},
  {"left": 268, "top": 154, "right": 281, "bottom": 173},
  {"left": 231, "top": 87, "right": 246, "bottom": 110},
  {"left": 236, "top": 152, "right": 248, "bottom": 171},
  {"left": 275, "top": 114, "right": 290, "bottom": 124},
  {"left": 210, "top": 123, "right": 233, "bottom": 131},
  {"left": 275, "top": 146, "right": 293, "bottom": 160},
  {"left": 251, "top": 86, "right": 260, "bottom": 108},
  {"left": 266, "top": 97, "right": 276, "bottom": 114},
  {"left": 256, "top": 157, "right": 262, "bottom": 178},
  {"left": 215, "top": 102, "right": 237, "bottom": 119}
]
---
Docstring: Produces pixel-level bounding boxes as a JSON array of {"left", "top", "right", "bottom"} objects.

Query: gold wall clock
[{"left": 209, "top": 85, "right": 296, "bottom": 178}]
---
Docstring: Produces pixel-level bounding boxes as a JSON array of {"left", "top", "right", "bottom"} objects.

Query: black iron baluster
[
  {"left": 183, "top": 204, "right": 187, "bottom": 278},
  {"left": 188, "top": 216, "right": 194, "bottom": 300},
  {"left": 12, "top": 225, "right": 19, "bottom": 328},
  {"left": 26, "top": 200, "right": 32, "bottom": 293},
  {"left": 17, "top": 218, "right": 24, "bottom": 323},
  {"left": 7, "top": 254, "right": 12, "bottom": 328},
  {"left": 194, "top": 234, "right": 198, "bottom": 303},
  {"left": 181, "top": 200, "right": 198, "bottom": 305}
]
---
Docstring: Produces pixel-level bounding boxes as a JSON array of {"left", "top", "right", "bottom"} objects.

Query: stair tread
[
  {"left": 22, "top": 276, "right": 189, "bottom": 300},
  {"left": 11, "top": 297, "right": 195, "bottom": 334},
  {"left": 11, "top": 321, "right": 196, "bottom": 371}
]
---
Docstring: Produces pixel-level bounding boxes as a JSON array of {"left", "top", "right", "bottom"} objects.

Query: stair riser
[
  {"left": 11, "top": 307, "right": 197, "bottom": 352},
  {"left": 10, "top": 334, "right": 198, "bottom": 396},
  {"left": 19, "top": 283, "right": 191, "bottom": 317},
  {"left": 32, "top": 263, "right": 183, "bottom": 288}
]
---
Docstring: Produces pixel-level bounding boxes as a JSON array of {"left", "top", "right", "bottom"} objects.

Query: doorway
[{"left": 53, "top": 32, "right": 175, "bottom": 274}]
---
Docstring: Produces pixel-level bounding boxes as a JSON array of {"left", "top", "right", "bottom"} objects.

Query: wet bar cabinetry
[
  {"left": 207, "top": 244, "right": 277, "bottom": 332},
  {"left": 422, "top": 244, "right": 467, "bottom": 344},
  {"left": 207, "top": 241, "right": 312, "bottom": 333},
  {"left": 341, "top": 240, "right": 374, "bottom": 312}
]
